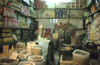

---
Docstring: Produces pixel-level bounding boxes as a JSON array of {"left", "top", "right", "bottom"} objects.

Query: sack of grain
[
  {"left": 31, "top": 47, "right": 42, "bottom": 55},
  {"left": 18, "top": 50, "right": 32, "bottom": 61},
  {"left": 73, "top": 49, "right": 90, "bottom": 65},
  {"left": 15, "top": 42, "right": 26, "bottom": 53},
  {"left": 0, "top": 56, "right": 19, "bottom": 65},
  {"left": 18, "top": 61, "right": 35, "bottom": 65}
]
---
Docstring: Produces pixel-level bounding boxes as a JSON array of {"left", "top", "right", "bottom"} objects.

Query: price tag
[{"left": 9, "top": 52, "right": 18, "bottom": 60}]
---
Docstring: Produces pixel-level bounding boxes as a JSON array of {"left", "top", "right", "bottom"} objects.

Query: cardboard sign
[{"left": 10, "top": 52, "right": 18, "bottom": 60}]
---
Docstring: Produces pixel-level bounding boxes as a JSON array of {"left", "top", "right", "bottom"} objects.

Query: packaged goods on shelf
[
  {"left": 2, "top": 29, "right": 11, "bottom": 32},
  {"left": 18, "top": 22, "right": 29, "bottom": 28},
  {"left": 3, "top": 18, "right": 18, "bottom": 27},
  {"left": 21, "top": 5, "right": 30, "bottom": 16},
  {"left": 38, "top": 9, "right": 43, "bottom": 18},
  {"left": 2, "top": 33, "right": 11, "bottom": 37},
  {"left": 14, "top": 30, "right": 21, "bottom": 34},
  {"left": 3, "top": 7, "right": 15, "bottom": 18},
  {"left": 28, "top": 7, "right": 35, "bottom": 17},
  {"left": 55, "top": 9, "right": 67, "bottom": 18},
  {"left": 34, "top": 10, "right": 38, "bottom": 18},
  {"left": 3, "top": 37, "right": 13, "bottom": 43},
  {"left": 70, "top": 12, "right": 84, "bottom": 18},
  {"left": 80, "top": 4, "right": 85, "bottom": 8},
  {"left": 43, "top": 10, "right": 55, "bottom": 18},
  {"left": 8, "top": 1, "right": 21, "bottom": 11}
]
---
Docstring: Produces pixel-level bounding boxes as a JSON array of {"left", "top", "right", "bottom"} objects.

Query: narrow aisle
[{"left": 53, "top": 51, "right": 60, "bottom": 65}]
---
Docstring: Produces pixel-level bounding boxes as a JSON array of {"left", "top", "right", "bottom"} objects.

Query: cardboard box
[
  {"left": 63, "top": 23, "right": 73, "bottom": 30},
  {"left": 3, "top": 45, "right": 9, "bottom": 54},
  {"left": 60, "top": 55, "right": 73, "bottom": 65}
]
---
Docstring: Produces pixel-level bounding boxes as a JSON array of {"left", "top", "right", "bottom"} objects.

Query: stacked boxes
[
  {"left": 66, "top": 2, "right": 72, "bottom": 8},
  {"left": 66, "top": 0, "right": 85, "bottom": 8},
  {"left": 3, "top": 45, "right": 9, "bottom": 54},
  {"left": 34, "top": 0, "right": 43, "bottom": 8},
  {"left": 76, "top": 0, "right": 80, "bottom": 8},
  {"left": 55, "top": 9, "right": 67, "bottom": 18}
]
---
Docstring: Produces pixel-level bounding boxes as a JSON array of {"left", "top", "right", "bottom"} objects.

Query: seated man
[{"left": 68, "top": 27, "right": 82, "bottom": 49}]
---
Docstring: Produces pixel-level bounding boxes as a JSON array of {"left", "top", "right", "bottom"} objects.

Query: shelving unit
[
  {"left": 0, "top": 0, "right": 38, "bottom": 48},
  {"left": 88, "top": 8, "right": 100, "bottom": 17}
]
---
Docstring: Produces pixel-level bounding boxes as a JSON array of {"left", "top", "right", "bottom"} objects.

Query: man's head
[{"left": 68, "top": 27, "right": 75, "bottom": 36}]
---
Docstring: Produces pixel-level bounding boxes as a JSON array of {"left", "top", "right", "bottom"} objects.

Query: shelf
[
  {"left": 0, "top": 41, "right": 18, "bottom": 48},
  {"left": 22, "top": 0, "right": 31, "bottom": 7},
  {"left": 43, "top": 28, "right": 59, "bottom": 30},
  {"left": 0, "top": 27, "right": 34, "bottom": 30},
  {"left": 37, "top": 17, "right": 85, "bottom": 19},
  {"left": 75, "top": 28, "right": 87, "bottom": 30},
  {"left": 36, "top": 8, "right": 86, "bottom": 10},
  {"left": 88, "top": 8, "right": 100, "bottom": 17},
  {"left": 70, "top": 17, "right": 85, "bottom": 19}
]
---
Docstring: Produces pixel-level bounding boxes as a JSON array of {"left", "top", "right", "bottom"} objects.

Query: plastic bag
[{"left": 18, "top": 61, "right": 35, "bottom": 65}]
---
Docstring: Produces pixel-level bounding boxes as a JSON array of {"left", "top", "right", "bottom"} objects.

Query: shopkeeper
[{"left": 68, "top": 27, "right": 82, "bottom": 49}]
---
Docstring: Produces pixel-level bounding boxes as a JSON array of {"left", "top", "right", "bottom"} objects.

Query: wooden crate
[{"left": 60, "top": 55, "right": 73, "bottom": 65}]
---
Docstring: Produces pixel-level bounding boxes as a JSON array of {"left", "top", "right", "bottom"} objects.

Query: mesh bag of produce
[
  {"left": 18, "top": 61, "right": 35, "bottom": 65},
  {"left": 73, "top": 49, "right": 90, "bottom": 65}
]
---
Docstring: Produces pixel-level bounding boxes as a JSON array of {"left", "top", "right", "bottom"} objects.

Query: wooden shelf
[
  {"left": 0, "top": 27, "right": 34, "bottom": 30},
  {"left": 88, "top": 8, "right": 100, "bottom": 17}
]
